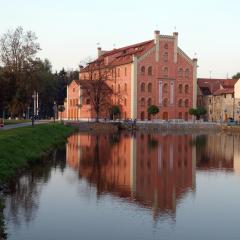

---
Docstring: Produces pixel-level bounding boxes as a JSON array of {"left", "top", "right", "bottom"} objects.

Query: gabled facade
[
  {"left": 197, "top": 78, "right": 238, "bottom": 121},
  {"left": 62, "top": 30, "right": 197, "bottom": 121}
]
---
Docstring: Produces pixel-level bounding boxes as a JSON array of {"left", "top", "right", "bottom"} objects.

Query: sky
[{"left": 1, "top": 0, "right": 240, "bottom": 78}]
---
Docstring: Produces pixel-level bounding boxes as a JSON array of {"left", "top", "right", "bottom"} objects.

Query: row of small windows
[
  {"left": 140, "top": 83, "right": 152, "bottom": 92},
  {"left": 140, "top": 111, "right": 189, "bottom": 121},
  {"left": 141, "top": 66, "right": 152, "bottom": 76},
  {"left": 113, "top": 83, "right": 128, "bottom": 93},
  {"left": 178, "top": 68, "right": 190, "bottom": 79},
  {"left": 141, "top": 83, "right": 190, "bottom": 94},
  {"left": 117, "top": 67, "right": 128, "bottom": 77},
  {"left": 178, "top": 84, "right": 189, "bottom": 94},
  {"left": 140, "top": 98, "right": 152, "bottom": 107},
  {"left": 69, "top": 99, "right": 78, "bottom": 107},
  {"left": 140, "top": 98, "right": 190, "bottom": 108},
  {"left": 140, "top": 66, "right": 190, "bottom": 78}
]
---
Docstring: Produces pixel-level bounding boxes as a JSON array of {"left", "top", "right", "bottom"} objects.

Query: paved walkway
[{"left": 0, "top": 120, "right": 52, "bottom": 131}]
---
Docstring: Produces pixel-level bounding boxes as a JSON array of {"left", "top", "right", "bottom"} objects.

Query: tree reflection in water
[
  {"left": 4, "top": 148, "right": 66, "bottom": 229},
  {"left": 3, "top": 131, "right": 238, "bottom": 239}
]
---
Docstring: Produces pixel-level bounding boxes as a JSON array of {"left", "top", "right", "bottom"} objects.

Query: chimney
[
  {"left": 98, "top": 47, "right": 102, "bottom": 57},
  {"left": 154, "top": 30, "right": 160, "bottom": 62},
  {"left": 173, "top": 32, "right": 178, "bottom": 63},
  {"left": 154, "top": 30, "right": 160, "bottom": 44},
  {"left": 79, "top": 65, "right": 84, "bottom": 71},
  {"left": 192, "top": 58, "right": 198, "bottom": 108}
]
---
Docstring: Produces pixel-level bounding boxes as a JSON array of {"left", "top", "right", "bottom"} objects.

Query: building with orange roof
[{"left": 61, "top": 30, "right": 197, "bottom": 121}]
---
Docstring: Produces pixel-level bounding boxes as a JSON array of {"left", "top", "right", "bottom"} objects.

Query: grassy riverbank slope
[{"left": 0, "top": 124, "right": 74, "bottom": 184}]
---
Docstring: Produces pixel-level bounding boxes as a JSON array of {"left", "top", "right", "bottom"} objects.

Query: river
[{"left": 3, "top": 131, "right": 240, "bottom": 240}]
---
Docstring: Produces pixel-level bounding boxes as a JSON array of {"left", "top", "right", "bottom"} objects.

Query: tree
[
  {"left": 0, "top": 26, "right": 41, "bottom": 116},
  {"left": 109, "top": 105, "right": 120, "bottom": 120},
  {"left": 232, "top": 72, "right": 240, "bottom": 80},
  {"left": 147, "top": 105, "right": 159, "bottom": 120},
  {"left": 79, "top": 60, "right": 114, "bottom": 122},
  {"left": 189, "top": 107, "right": 207, "bottom": 120}
]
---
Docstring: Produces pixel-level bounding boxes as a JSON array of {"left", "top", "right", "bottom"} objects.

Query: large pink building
[{"left": 63, "top": 30, "right": 197, "bottom": 121}]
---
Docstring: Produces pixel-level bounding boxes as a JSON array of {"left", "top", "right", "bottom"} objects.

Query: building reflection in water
[
  {"left": 195, "top": 133, "right": 235, "bottom": 171},
  {"left": 66, "top": 132, "right": 197, "bottom": 220},
  {"left": 4, "top": 132, "right": 240, "bottom": 237}
]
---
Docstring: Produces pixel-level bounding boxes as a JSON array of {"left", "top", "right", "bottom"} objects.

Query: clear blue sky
[{"left": 1, "top": 0, "right": 240, "bottom": 78}]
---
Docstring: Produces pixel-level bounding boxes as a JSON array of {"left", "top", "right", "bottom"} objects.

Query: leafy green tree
[
  {"left": 189, "top": 107, "right": 207, "bottom": 120},
  {"left": 232, "top": 72, "right": 240, "bottom": 80},
  {"left": 109, "top": 105, "right": 121, "bottom": 120},
  {"left": 147, "top": 105, "right": 159, "bottom": 120}
]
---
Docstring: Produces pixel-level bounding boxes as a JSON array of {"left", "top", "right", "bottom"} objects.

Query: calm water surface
[{"left": 4, "top": 132, "right": 240, "bottom": 240}]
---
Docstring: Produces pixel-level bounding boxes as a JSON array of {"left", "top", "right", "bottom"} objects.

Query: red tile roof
[
  {"left": 81, "top": 40, "right": 155, "bottom": 72},
  {"left": 197, "top": 78, "right": 237, "bottom": 95},
  {"left": 213, "top": 88, "right": 234, "bottom": 96}
]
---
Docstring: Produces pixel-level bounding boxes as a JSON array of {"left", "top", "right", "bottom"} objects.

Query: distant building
[
  {"left": 61, "top": 30, "right": 197, "bottom": 121},
  {"left": 197, "top": 78, "right": 238, "bottom": 121}
]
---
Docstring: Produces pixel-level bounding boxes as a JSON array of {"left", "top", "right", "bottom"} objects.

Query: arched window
[
  {"left": 164, "top": 43, "right": 168, "bottom": 49},
  {"left": 141, "top": 66, "right": 145, "bottom": 75},
  {"left": 148, "top": 66, "right": 152, "bottom": 76},
  {"left": 125, "top": 67, "right": 127, "bottom": 76},
  {"left": 178, "top": 99, "right": 183, "bottom": 107},
  {"left": 185, "top": 68, "right": 190, "bottom": 79},
  {"left": 124, "top": 98, "right": 127, "bottom": 106},
  {"left": 178, "top": 112, "right": 182, "bottom": 119},
  {"left": 163, "top": 98, "right": 168, "bottom": 107},
  {"left": 117, "top": 68, "right": 120, "bottom": 77},
  {"left": 141, "top": 98, "right": 145, "bottom": 107},
  {"left": 124, "top": 83, "right": 127, "bottom": 92},
  {"left": 185, "top": 85, "right": 189, "bottom": 94},
  {"left": 184, "top": 112, "right": 188, "bottom": 121},
  {"left": 163, "top": 52, "right": 168, "bottom": 62},
  {"left": 141, "top": 111, "right": 145, "bottom": 120},
  {"left": 185, "top": 99, "right": 189, "bottom": 107},
  {"left": 148, "top": 83, "right": 152, "bottom": 93},
  {"left": 93, "top": 73, "right": 97, "bottom": 79},
  {"left": 163, "top": 67, "right": 168, "bottom": 77},
  {"left": 163, "top": 83, "right": 168, "bottom": 93},
  {"left": 178, "top": 68, "right": 183, "bottom": 78},
  {"left": 141, "top": 82, "right": 145, "bottom": 92},
  {"left": 147, "top": 98, "right": 152, "bottom": 106},
  {"left": 118, "top": 84, "right": 121, "bottom": 93},
  {"left": 179, "top": 84, "right": 183, "bottom": 94},
  {"left": 86, "top": 98, "right": 91, "bottom": 105}
]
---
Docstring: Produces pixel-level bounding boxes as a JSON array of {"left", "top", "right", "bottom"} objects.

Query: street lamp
[{"left": 53, "top": 101, "right": 57, "bottom": 123}]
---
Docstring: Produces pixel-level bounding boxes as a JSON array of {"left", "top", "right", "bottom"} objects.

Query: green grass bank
[
  {"left": 3, "top": 119, "right": 31, "bottom": 125},
  {"left": 0, "top": 123, "right": 74, "bottom": 185}
]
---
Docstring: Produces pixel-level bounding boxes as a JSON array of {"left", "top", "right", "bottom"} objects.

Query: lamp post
[{"left": 53, "top": 101, "right": 57, "bottom": 123}]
